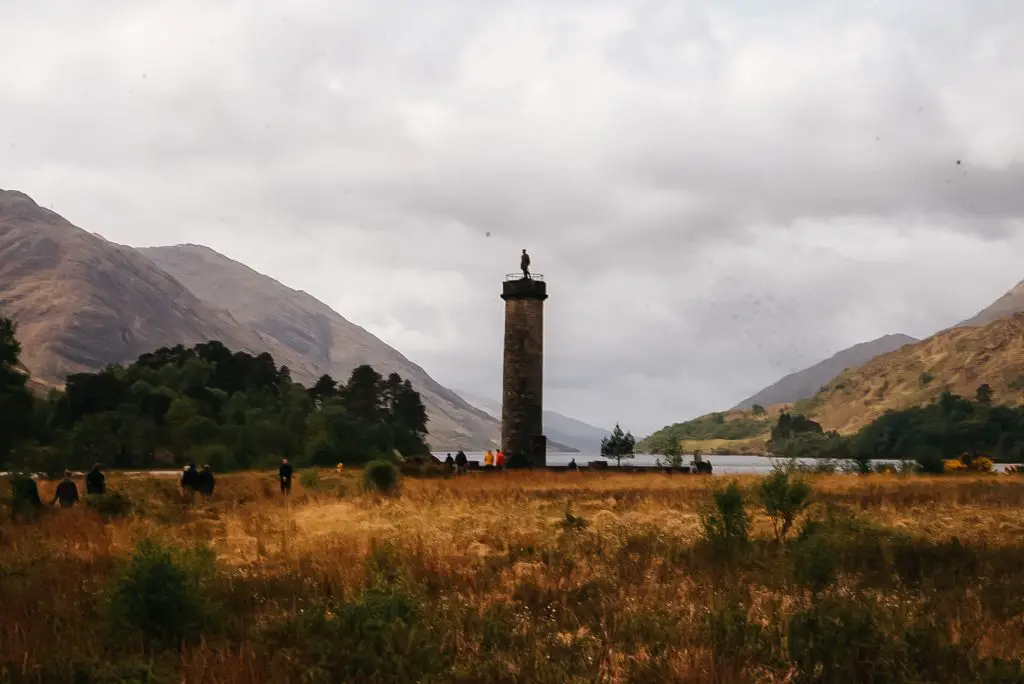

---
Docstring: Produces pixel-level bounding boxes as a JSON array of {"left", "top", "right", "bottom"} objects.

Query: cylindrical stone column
[{"left": 501, "top": 274, "right": 548, "bottom": 467}]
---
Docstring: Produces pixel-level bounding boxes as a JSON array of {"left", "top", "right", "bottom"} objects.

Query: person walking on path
[
  {"left": 51, "top": 471, "right": 79, "bottom": 508},
  {"left": 279, "top": 458, "right": 294, "bottom": 495},
  {"left": 86, "top": 463, "right": 106, "bottom": 495},
  {"left": 520, "top": 249, "right": 531, "bottom": 279}
]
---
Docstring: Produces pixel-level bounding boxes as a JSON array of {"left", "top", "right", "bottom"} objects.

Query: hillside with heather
[{"left": 807, "top": 313, "right": 1024, "bottom": 434}]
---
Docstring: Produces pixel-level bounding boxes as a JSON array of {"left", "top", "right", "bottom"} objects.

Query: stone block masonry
[{"left": 501, "top": 277, "right": 547, "bottom": 467}]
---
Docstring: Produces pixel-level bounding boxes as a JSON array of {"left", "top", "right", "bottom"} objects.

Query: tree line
[
  {"left": 768, "top": 383, "right": 1024, "bottom": 472},
  {"left": 0, "top": 317, "right": 429, "bottom": 473}
]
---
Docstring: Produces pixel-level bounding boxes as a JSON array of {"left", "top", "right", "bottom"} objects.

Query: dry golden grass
[{"left": 3, "top": 470, "right": 1024, "bottom": 683}]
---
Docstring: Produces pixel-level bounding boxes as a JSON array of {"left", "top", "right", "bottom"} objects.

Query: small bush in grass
[
  {"left": 363, "top": 459, "right": 400, "bottom": 496},
  {"left": 85, "top": 491, "right": 133, "bottom": 517},
  {"left": 700, "top": 480, "right": 750, "bottom": 553},
  {"left": 758, "top": 471, "right": 812, "bottom": 543},
  {"left": 792, "top": 524, "right": 839, "bottom": 595},
  {"left": 299, "top": 469, "right": 321, "bottom": 489},
  {"left": 104, "top": 538, "right": 220, "bottom": 650}
]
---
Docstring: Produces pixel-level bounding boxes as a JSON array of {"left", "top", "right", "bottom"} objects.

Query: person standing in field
[
  {"left": 10, "top": 475, "right": 42, "bottom": 521},
  {"left": 198, "top": 465, "right": 216, "bottom": 499},
  {"left": 86, "top": 463, "right": 106, "bottom": 495},
  {"left": 484, "top": 449, "right": 494, "bottom": 467},
  {"left": 180, "top": 463, "right": 200, "bottom": 503},
  {"left": 51, "top": 471, "right": 79, "bottom": 508},
  {"left": 454, "top": 449, "right": 468, "bottom": 475},
  {"left": 279, "top": 458, "right": 294, "bottom": 495},
  {"left": 495, "top": 449, "right": 505, "bottom": 469}
]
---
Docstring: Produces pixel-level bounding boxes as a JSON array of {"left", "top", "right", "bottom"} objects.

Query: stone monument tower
[{"left": 500, "top": 254, "right": 548, "bottom": 468}]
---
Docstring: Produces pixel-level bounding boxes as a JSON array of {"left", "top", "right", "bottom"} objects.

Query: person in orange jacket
[{"left": 484, "top": 449, "right": 495, "bottom": 467}]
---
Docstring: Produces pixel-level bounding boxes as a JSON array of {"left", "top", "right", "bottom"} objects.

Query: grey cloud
[{"left": 1, "top": 0, "right": 1023, "bottom": 432}]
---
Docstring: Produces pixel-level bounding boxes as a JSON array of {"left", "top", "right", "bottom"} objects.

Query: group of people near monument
[
  {"left": 444, "top": 448, "right": 506, "bottom": 474},
  {"left": 12, "top": 455, "right": 298, "bottom": 519}
]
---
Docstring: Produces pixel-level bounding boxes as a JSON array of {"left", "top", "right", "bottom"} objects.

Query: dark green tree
[
  {"left": 653, "top": 434, "right": 683, "bottom": 468},
  {"left": 0, "top": 318, "right": 35, "bottom": 465},
  {"left": 601, "top": 423, "right": 636, "bottom": 467}
]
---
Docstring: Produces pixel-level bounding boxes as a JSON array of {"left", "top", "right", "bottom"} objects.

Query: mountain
[
  {"left": 637, "top": 406, "right": 784, "bottom": 456},
  {"left": 456, "top": 389, "right": 608, "bottom": 453},
  {"left": 732, "top": 334, "right": 919, "bottom": 410},
  {"left": 807, "top": 313, "right": 1024, "bottom": 434},
  {"left": 957, "top": 279, "right": 1024, "bottom": 328},
  {"left": 0, "top": 189, "right": 499, "bottom": 449},
  {"left": 141, "top": 244, "right": 500, "bottom": 450},
  {"left": 0, "top": 189, "right": 317, "bottom": 385}
]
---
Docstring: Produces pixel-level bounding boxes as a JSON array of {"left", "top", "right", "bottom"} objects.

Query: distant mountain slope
[
  {"left": 732, "top": 334, "right": 918, "bottom": 409},
  {"left": 957, "top": 279, "right": 1024, "bottom": 328},
  {"left": 456, "top": 389, "right": 608, "bottom": 453},
  {"left": 637, "top": 406, "right": 784, "bottom": 456},
  {"left": 142, "top": 244, "right": 499, "bottom": 450},
  {"left": 0, "top": 189, "right": 316, "bottom": 385},
  {"left": 808, "top": 313, "right": 1024, "bottom": 434}
]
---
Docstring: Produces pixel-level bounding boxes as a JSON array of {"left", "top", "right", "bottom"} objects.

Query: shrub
[
  {"left": 969, "top": 456, "right": 994, "bottom": 473},
  {"left": 700, "top": 481, "right": 750, "bottom": 552},
  {"left": 363, "top": 459, "right": 400, "bottom": 495},
  {"left": 264, "top": 586, "right": 452, "bottom": 681},
  {"left": 914, "top": 446, "right": 945, "bottom": 474},
  {"left": 788, "top": 597, "right": 894, "bottom": 683},
  {"left": 104, "top": 538, "right": 220, "bottom": 649},
  {"left": 943, "top": 459, "right": 967, "bottom": 474},
  {"left": 85, "top": 491, "right": 133, "bottom": 517},
  {"left": 758, "top": 471, "right": 812, "bottom": 543},
  {"left": 299, "top": 469, "right": 321, "bottom": 489},
  {"left": 792, "top": 524, "right": 839, "bottom": 594}
]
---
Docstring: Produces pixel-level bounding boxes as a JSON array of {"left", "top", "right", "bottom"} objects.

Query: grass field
[{"left": 3, "top": 469, "right": 1024, "bottom": 683}]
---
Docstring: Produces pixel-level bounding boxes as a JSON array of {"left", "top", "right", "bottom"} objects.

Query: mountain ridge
[
  {"left": 0, "top": 188, "right": 318, "bottom": 385},
  {"left": 141, "top": 243, "right": 501, "bottom": 450},
  {"left": 732, "top": 333, "right": 919, "bottom": 410},
  {"left": 0, "top": 189, "right": 499, "bottom": 449},
  {"left": 808, "top": 313, "right": 1024, "bottom": 434},
  {"left": 455, "top": 389, "right": 609, "bottom": 453},
  {"left": 956, "top": 279, "right": 1024, "bottom": 328}
]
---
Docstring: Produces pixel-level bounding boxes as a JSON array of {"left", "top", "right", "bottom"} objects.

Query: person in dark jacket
[
  {"left": 180, "top": 463, "right": 200, "bottom": 502},
  {"left": 454, "top": 450, "right": 468, "bottom": 475},
  {"left": 52, "top": 471, "right": 79, "bottom": 508},
  {"left": 197, "top": 465, "right": 216, "bottom": 498},
  {"left": 520, "top": 249, "right": 531, "bottom": 279},
  {"left": 11, "top": 475, "right": 43, "bottom": 521},
  {"left": 279, "top": 458, "right": 293, "bottom": 494},
  {"left": 86, "top": 463, "right": 106, "bottom": 495}
]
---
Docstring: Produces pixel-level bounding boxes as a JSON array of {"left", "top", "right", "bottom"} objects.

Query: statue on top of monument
[{"left": 520, "top": 249, "right": 531, "bottom": 279}]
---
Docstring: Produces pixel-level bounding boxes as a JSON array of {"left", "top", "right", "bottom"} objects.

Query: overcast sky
[{"left": 2, "top": 1, "right": 1023, "bottom": 434}]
